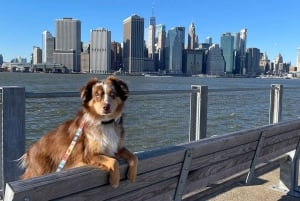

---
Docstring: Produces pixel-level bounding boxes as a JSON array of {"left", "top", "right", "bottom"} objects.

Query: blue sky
[{"left": 1, "top": 0, "right": 300, "bottom": 65}]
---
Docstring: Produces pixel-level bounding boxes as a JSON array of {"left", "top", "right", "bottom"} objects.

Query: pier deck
[{"left": 207, "top": 167, "right": 298, "bottom": 201}]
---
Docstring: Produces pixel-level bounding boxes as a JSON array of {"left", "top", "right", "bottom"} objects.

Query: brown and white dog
[{"left": 20, "top": 76, "right": 137, "bottom": 187}]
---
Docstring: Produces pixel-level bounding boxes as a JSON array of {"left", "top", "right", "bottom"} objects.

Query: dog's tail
[{"left": 16, "top": 153, "right": 28, "bottom": 169}]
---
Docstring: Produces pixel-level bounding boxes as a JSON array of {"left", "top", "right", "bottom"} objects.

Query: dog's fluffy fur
[{"left": 20, "top": 76, "right": 138, "bottom": 187}]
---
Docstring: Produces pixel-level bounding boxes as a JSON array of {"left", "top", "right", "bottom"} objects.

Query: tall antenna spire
[{"left": 152, "top": 1, "right": 155, "bottom": 17}]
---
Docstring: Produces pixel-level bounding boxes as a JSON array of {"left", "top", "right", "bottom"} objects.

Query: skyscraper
[
  {"left": 274, "top": 53, "right": 283, "bottom": 74},
  {"left": 111, "top": 41, "right": 122, "bottom": 71},
  {"left": 233, "top": 32, "right": 240, "bottom": 51},
  {"left": 239, "top": 28, "right": 247, "bottom": 73},
  {"left": 42, "top": 31, "right": 55, "bottom": 63},
  {"left": 156, "top": 24, "right": 166, "bottom": 70},
  {"left": 81, "top": 43, "right": 90, "bottom": 73},
  {"left": 54, "top": 18, "right": 81, "bottom": 72},
  {"left": 165, "top": 27, "right": 185, "bottom": 73},
  {"left": 297, "top": 48, "right": 300, "bottom": 71},
  {"left": 123, "top": 15, "right": 144, "bottom": 73},
  {"left": 233, "top": 32, "right": 241, "bottom": 73},
  {"left": 0, "top": 54, "right": 3, "bottom": 67},
  {"left": 246, "top": 47, "right": 261, "bottom": 75},
  {"left": 148, "top": 4, "right": 156, "bottom": 59},
  {"left": 188, "top": 22, "right": 197, "bottom": 50},
  {"left": 206, "top": 44, "right": 225, "bottom": 76},
  {"left": 90, "top": 28, "right": 111, "bottom": 73},
  {"left": 33, "top": 46, "right": 42, "bottom": 64},
  {"left": 221, "top": 32, "right": 234, "bottom": 73},
  {"left": 205, "top": 36, "right": 212, "bottom": 45}
]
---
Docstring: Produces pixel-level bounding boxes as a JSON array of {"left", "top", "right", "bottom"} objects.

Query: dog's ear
[
  {"left": 108, "top": 76, "right": 129, "bottom": 101},
  {"left": 80, "top": 78, "right": 99, "bottom": 103}
]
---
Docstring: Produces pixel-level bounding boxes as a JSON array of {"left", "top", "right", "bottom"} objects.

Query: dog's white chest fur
[
  {"left": 100, "top": 124, "right": 120, "bottom": 156},
  {"left": 87, "top": 124, "right": 120, "bottom": 156}
]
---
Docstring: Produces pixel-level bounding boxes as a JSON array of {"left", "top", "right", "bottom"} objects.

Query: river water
[{"left": 1, "top": 72, "right": 300, "bottom": 152}]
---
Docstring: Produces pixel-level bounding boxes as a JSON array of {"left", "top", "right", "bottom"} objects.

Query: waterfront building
[
  {"left": 165, "top": 27, "right": 185, "bottom": 74},
  {"left": 206, "top": 44, "right": 225, "bottom": 76},
  {"left": 233, "top": 32, "right": 240, "bottom": 51},
  {"left": 81, "top": 43, "right": 90, "bottom": 73},
  {"left": 11, "top": 56, "right": 27, "bottom": 64},
  {"left": 259, "top": 52, "right": 270, "bottom": 74},
  {"left": 54, "top": 49, "right": 76, "bottom": 71},
  {"left": 246, "top": 47, "right": 261, "bottom": 75},
  {"left": 188, "top": 22, "right": 198, "bottom": 50},
  {"left": 297, "top": 48, "right": 300, "bottom": 71},
  {"left": 0, "top": 54, "right": 3, "bottom": 67},
  {"left": 54, "top": 18, "right": 81, "bottom": 72},
  {"left": 183, "top": 49, "right": 204, "bottom": 74},
  {"left": 239, "top": 29, "right": 247, "bottom": 73},
  {"left": 199, "top": 43, "right": 211, "bottom": 50},
  {"left": 144, "top": 57, "right": 155, "bottom": 72},
  {"left": 147, "top": 5, "right": 156, "bottom": 59},
  {"left": 220, "top": 32, "right": 234, "bottom": 74},
  {"left": 274, "top": 53, "right": 284, "bottom": 74},
  {"left": 33, "top": 46, "right": 42, "bottom": 64},
  {"left": 156, "top": 24, "right": 166, "bottom": 71},
  {"left": 205, "top": 36, "right": 212, "bottom": 45},
  {"left": 42, "top": 31, "right": 55, "bottom": 63},
  {"left": 123, "top": 15, "right": 144, "bottom": 73},
  {"left": 111, "top": 41, "right": 122, "bottom": 71},
  {"left": 90, "top": 28, "right": 111, "bottom": 73},
  {"left": 233, "top": 32, "right": 240, "bottom": 73}
]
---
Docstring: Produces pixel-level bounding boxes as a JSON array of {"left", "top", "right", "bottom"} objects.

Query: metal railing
[{"left": 23, "top": 85, "right": 284, "bottom": 146}]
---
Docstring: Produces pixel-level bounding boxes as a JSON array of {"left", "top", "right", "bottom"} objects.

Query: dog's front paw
[
  {"left": 127, "top": 169, "right": 137, "bottom": 183},
  {"left": 127, "top": 157, "right": 138, "bottom": 182},
  {"left": 109, "top": 172, "right": 120, "bottom": 188}
]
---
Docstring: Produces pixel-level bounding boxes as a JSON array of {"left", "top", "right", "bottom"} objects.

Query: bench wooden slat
[
  {"left": 137, "top": 146, "right": 186, "bottom": 173},
  {"left": 5, "top": 168, "right": 108, "bottom": 201},
  {"left": 190, "top": 141, "right": 257, "bottom": 171},
  {"left": 260, "top": 138, "right": 300, "bottom": 161},
  {"left": 189, "top": 151, "right": 254, "bottom": 183},
  {"left": 263, "top": 129, "right": 300, "bottom": 146},
  {"left": 57, "top": 162, "right": 183, "bottom": 200},
  {"left": 111, "top": 178, "right": 178, "bottom": 201},
  {"left": 184, "top": 152, "right": 254, "bottom": 198},
  {"left": 58, "top": 177, "right": 179, "bottom": 201},
  {"left": 262, "top": 119, "right": 300, "bottom": 138},
  {"left": 184, "top": 128, "right": 261, "bottom": 158}
]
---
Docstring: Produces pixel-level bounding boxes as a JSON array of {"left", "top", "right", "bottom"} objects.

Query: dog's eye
[{"left": 110, "top": 92, "right": 116, "bottom": 99}]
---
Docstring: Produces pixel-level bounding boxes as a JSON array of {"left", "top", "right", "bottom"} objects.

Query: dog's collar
[{"left": 101, "top": 119, "right": 115, "bottom": 125}]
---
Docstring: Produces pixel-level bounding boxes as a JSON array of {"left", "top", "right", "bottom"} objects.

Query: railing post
[
  {"left": 189, "top": 85, "right": 208, "bottom": 141},
  {"left": 269, "top": 84, "right": 283, "bottom": 124},
  {"left": 0, "top": 87, "right": 25, "bottom": 197}
]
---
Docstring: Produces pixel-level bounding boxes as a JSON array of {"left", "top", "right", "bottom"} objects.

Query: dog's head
[{"left": 80, "top": 76, "right": 128, "bottom": 121}]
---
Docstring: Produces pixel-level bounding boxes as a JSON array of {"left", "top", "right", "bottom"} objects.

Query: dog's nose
[{"left": 103, "top": 104, "right": 110, "bottom": 112}]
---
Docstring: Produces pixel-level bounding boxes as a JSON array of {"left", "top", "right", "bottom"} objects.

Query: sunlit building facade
[
  {"left": 54, "top": 18, "right": 81, "bottom": 72},
  {"left": 90, "top": 28, "right": 111, "bottom": 73},
  {"left": 33, "top": 46, "right": 42, "bottom": 64},
  {"left": 42, "top": 30, "right": 55, "bottom": 63}
]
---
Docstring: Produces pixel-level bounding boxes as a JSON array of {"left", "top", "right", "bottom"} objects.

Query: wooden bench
[{"left": 4, "top": 118, "right": 300, "bottom": 201}]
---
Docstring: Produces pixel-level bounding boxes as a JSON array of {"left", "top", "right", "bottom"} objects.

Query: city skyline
[{"left": 1, "top": 0, "right": 300, "bottom": 66}]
